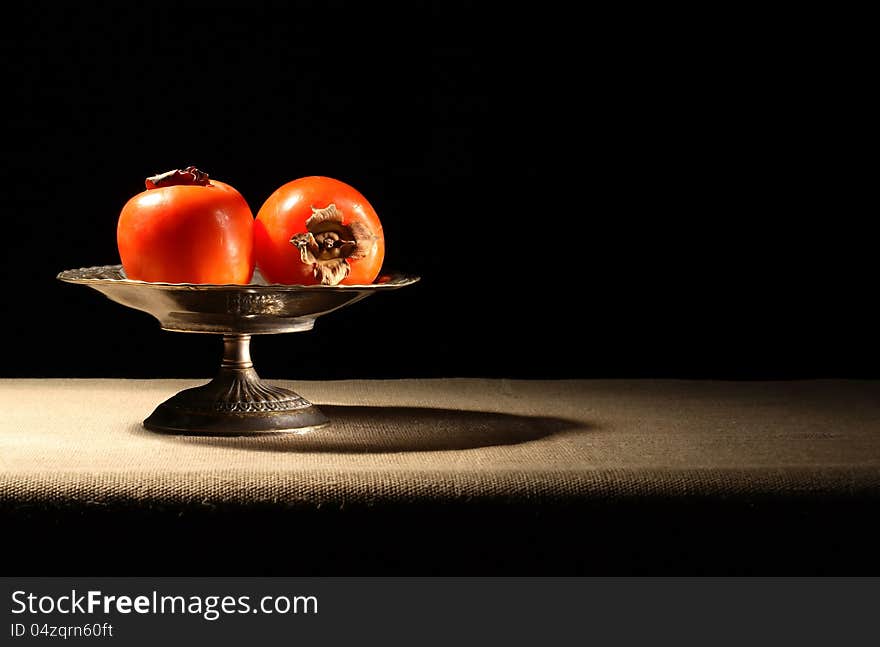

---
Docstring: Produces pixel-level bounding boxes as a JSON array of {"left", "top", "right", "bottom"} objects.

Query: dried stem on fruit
[{"left": 290, "top": 204, "right": 376, "bottom": 285}]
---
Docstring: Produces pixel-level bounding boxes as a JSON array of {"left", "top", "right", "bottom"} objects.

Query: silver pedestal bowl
[{"left": 57, "top": 265, "right": 419, "bottom": 435}]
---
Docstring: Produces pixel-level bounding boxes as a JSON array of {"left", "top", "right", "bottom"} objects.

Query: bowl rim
[{"left": 57, "top": 264, "right": 420, "bottom": 291}]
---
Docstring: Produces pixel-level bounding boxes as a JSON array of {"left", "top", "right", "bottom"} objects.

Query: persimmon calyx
[
  {"left": 289, "top": 204, "right": 376, "bottom": 285},
  {"left": 145, "top": 166, "right": 210, "bottom": 190}
]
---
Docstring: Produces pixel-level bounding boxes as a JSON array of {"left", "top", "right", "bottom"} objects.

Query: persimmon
[
  {"left": 117, "top": 166, "right": 254, "bottom": 284},
  {"left": 254, "top": 176, "right": 384, "bottom": 285}
]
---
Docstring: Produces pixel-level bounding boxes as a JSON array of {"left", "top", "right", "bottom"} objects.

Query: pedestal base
[{"left": 143, "top": 335, "right": 329, "bottom": 436}]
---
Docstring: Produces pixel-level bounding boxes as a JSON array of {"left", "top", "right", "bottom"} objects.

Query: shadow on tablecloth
[{"left": 130, "top": 405, "right": 586, "bottom": 453}]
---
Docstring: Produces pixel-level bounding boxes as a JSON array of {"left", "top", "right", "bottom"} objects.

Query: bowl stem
[{"left": 142, "top": 334, "right": 330, "bottom": 435}]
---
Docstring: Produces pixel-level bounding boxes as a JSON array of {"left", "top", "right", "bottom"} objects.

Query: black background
[
  {"left": 2, "top": 2, "right": 878, "bottom": 581},
  {"left": 0, "top": 2, "right": 874, "bottom": 380}
]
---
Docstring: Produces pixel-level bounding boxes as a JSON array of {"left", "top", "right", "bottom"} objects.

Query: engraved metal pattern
[
  {"left": 163, "top": 372, "right": 313, "bottom": 414},
  {"left": 226, "top": 293, "right": 285, "bottom": 316}
]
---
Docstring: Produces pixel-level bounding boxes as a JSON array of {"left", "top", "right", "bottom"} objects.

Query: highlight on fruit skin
[
  {"left": 117, "top": 166, "right": 255, "bottom": 285},
  {"left": 254, "top": 176, "right": 385, "bottom": 286}
]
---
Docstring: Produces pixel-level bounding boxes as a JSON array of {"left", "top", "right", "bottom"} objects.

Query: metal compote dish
[{"left": 57, "top": 265, "right": 418, "bottom": 435}]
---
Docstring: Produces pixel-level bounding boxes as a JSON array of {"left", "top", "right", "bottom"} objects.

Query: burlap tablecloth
[{"left": 2, "top": 378, "right": 879, "bottom": 506}]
